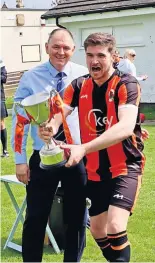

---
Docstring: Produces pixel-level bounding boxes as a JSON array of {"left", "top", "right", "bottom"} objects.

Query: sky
[{"left": 2, "top": 0, "right": 54, "bottom": 9}]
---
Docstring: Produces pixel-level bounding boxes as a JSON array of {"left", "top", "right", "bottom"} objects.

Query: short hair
[
  {"left": 124, "top": 49, "right": 136, "bottom": 58},
  {"left": 114, "top": 50, "right": 120, "bottom": 56},
  {"left": 47, "top": 28, "right": 74, "bottom": 43},
  {"left": 84, "top": 32, "right": 116, "bottom": 53}
]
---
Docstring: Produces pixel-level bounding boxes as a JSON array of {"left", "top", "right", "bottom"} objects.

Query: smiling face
[
  {"left": 86, "top": 45, "right": 115, "bottom": 86},
  {"left": 45, "top": 30, "right": 75, "bottom": 71}
]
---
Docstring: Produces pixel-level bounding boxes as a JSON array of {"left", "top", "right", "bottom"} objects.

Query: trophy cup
[{"left": 14, "top": 89, "right": 71, "bottom": 170}]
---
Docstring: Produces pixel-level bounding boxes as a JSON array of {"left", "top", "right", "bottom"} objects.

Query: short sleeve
[
  {"left": 63, "top": 78, "right": 80, "bottom": 108},
  {"left": 118, "top": 81, "right": 141, "bottom": 107}
]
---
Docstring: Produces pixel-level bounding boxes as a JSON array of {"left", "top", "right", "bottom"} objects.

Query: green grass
[
  {"left": 140, "top": 104, "right": 155, "bottom": 120},
  {"left": 5, "top": 96, "right": 14, "bottom": 109},
  {"left": 1, "top": 117, "right": 155, "bottom": 262}
]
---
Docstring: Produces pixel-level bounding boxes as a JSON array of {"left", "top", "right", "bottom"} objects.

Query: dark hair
[
  {"left": 84, "top": 32, "right": 116, "bottom": 53},
  {"left": 48, "top": 28, "right": 74, "bottom": 43}
]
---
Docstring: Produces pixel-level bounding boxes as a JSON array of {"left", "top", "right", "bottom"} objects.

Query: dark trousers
[{"left": 22, "top": 151, "right": 87, "bottom": 262}]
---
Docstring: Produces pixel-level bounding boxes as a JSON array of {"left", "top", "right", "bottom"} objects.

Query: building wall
[
  {"left": 47, "top": 9, "right": 155, "bottom": 103},
  {"left": 1, "top": 10, "right": 56, "bottom": 72}
]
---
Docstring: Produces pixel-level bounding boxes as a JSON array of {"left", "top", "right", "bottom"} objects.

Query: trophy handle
[
  {"left": 14, "top": 102, "right": 32, "bottom": 123},
  {"left": 50, "top": 88, "right": 57, "bottom": 98}
]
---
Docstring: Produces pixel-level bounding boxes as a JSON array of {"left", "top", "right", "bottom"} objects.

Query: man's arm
[
  {"left": 61, "top": 106, "right": 138, "bottom": 167},
  {"left": 129, "top": 62, "right": 148, "bottom": 81},
  {"left": 84, "top": 105, "right": 138, "bottom": 154},
  {"left": 38, "top": 106, "right": 72, "bottom": 143},
  {"left": 11, "top": 73, "right": 31, "bottom": 184}
]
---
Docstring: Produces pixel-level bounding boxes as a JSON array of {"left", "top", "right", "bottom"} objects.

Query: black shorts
[
  {"left": 87, "top": 174, "right": 142, "bottom": 217},
  {"left": 0, "top": 101, "right": 8, "bottom": 119}
]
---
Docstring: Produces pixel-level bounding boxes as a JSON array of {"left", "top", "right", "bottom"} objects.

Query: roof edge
[
  {"left": 41, "top": 3, "right": 155, "bottom": 19},
  {"left": 1, "top": 8, "right": 48, "bottom": 11}
]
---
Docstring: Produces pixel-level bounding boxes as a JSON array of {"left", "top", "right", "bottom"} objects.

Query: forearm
[
  {"left": 11, "top": 105, "right": 30, "bottom": 164},
  {"left": 136, "top": 76, "right": 143, "bottom": 81},
  {"left": 53, "top": 112, "right": 63, "bottom": 129},
  {"left": 50, "top": 107, "right": 72, "bottom": 131},
  {"left": 84, "top": 121, "right": 133, "bottom": 154}
]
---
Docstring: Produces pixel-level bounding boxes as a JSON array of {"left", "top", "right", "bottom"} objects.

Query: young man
[
  {"left": 39, "top": 33, "right": 146, "bottom": 262},
  {"left": 11, "top": 28, "right": 88, "bottom": 262}
]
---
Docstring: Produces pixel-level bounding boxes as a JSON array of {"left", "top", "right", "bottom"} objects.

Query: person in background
[
  {"left": 0, "top": 58, "right": 9, "bottom": 157},
  {"left": 11, "top": 28, "right": 88, "bottom": 262},
  {"left": 39, "top": 33, "right": 146, "bottom": 262},
  {"left": 113, "top": 50, "right": 121, "bottom": 69},
  {"left": 117, "top": 49, "right": 149, "bottom": 125},
  {"left": 117, "top": 49, "right": 148, "bottom": 81}
]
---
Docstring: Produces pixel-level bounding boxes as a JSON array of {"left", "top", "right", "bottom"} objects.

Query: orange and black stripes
[
  {"left": 105, "top": 75, "right": 128, "bottom": 178},
  {"left": 95, "top": 237, "right": 113, "bottom": 261},
  {"left": 131, "top": 175, "right": 142, "bottom": 213},
  {"left": 108, "top": 231, "right": 131, "bottom": 262},
  {"left": 63, "top": 71, "right": 145, "bottom": 182},
  {"left": 79, "top": 77, "right": 100, "bottom": 181},
  {"left": 108, "top": 231, "right": 130, "bottom": 250},
  {"left": 63, "top": 83, "right": 75, "bottom": 106}
]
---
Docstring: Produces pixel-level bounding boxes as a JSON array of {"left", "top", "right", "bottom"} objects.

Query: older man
[{"left": 11, "top": 28, "right": 88, "bottom": 262}]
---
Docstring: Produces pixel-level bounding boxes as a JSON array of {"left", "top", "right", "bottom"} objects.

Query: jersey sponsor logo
[
  {"left": 80, "top": 94, "right": 88, "bottom": 99},
  {"left": 87, "top": 109, "right": 113, "bottom": 132},
  {"left": 113, "top": 194, "right": 124, "bottom": 199}
]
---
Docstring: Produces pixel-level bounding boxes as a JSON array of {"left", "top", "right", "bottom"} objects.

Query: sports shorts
[{"left": 86, "top": 174, "right": 142, "bottom": 217}]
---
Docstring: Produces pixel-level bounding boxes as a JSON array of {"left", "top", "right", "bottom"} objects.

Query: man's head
[
  {"left": 113, "top": 50, "right": 120, "bottom": 63},
  {"left": 84, "top": 33, "right": 116, "bottom": 85},
  {"left": 45, "top": 28, "right": 75, "bottom": 71},
  {"left": 124, "top": 49, "right": 136, "bottom": 62}
]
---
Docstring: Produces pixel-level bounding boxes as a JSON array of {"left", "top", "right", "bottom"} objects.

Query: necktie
[{"left": 56, "top": 72, "right": 66, "bottom": 97}]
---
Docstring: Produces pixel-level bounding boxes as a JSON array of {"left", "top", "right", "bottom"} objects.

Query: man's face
[
  {"left": 86, "top": 45, "right": 114, "bottom": 85},
  {"left": 45, "top": 31, "right": 75, "bottom": 71},
  {"left": 129, "top": 53, "right": 136, "bottom": 62},
  {"left": 113, "top": 54, "right": 120, "bottom": 63}
]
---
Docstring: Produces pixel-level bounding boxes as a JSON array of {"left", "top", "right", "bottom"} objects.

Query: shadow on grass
[{"left": 1, "top": 237, "right": 63, "bottom": 257}]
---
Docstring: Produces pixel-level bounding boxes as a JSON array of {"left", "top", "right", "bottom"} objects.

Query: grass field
[{"left": 1, "top": 117, "right": 155, "bottom": 262}]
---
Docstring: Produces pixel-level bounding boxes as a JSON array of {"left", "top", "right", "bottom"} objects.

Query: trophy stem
[{"left": 46, "top": 143, "right": 50, "bottom": 150}]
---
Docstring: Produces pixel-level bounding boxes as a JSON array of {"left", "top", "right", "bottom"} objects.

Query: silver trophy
[{"left": 15, "top": 89, "right": 68, "bottom": 170}]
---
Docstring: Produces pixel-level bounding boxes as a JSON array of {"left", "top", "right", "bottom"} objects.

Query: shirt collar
[{"left": 46, "top": 60, "right": 71, "bottom": 78}]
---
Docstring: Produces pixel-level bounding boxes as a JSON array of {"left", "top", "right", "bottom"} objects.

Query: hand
[
  {"left": 16, "top": 164, "right": 30, "bottom": 185},
  {"left": 141, "top": 128, "right": 149, "bottom": 141},
  {"left": 38, "top": 119, "right": 58, "bottom": 143},
  {"left": 60, "top": 144, "right": 86, "bottom": 167},
  {"left": 141, "top": 75, "right": 148, "bottom": 81}
]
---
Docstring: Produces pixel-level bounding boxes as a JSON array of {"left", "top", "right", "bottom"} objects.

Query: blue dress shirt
[{"left": 11, "top": 61, "right": 88, "bottom": 164}]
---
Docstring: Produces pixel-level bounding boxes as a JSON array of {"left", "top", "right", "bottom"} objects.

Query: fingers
[
  {"left": 28, "top": 169, "right": 31, "bottom": 182},
  {"left": 38, "top": 126, "right": 53, "bottom": 143},
  {"left": 16, "top": 173, "right": 29, "bottom": 185},
  {"left": 65, "top": 155, "right": 78, "bottom": 168},
  {"left": 60, "top": 144, "right": 72, "bottom": 149},
  {"left": 141, "top": 130, "right": 149, "bottom": 141},
  {"left": 39, "top": 121, "right": 47, "bottom": 128}
]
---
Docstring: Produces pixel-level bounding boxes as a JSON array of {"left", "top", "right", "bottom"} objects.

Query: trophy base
[{"left": 40, "top": 160, "right": 67, "bottom": 170}]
